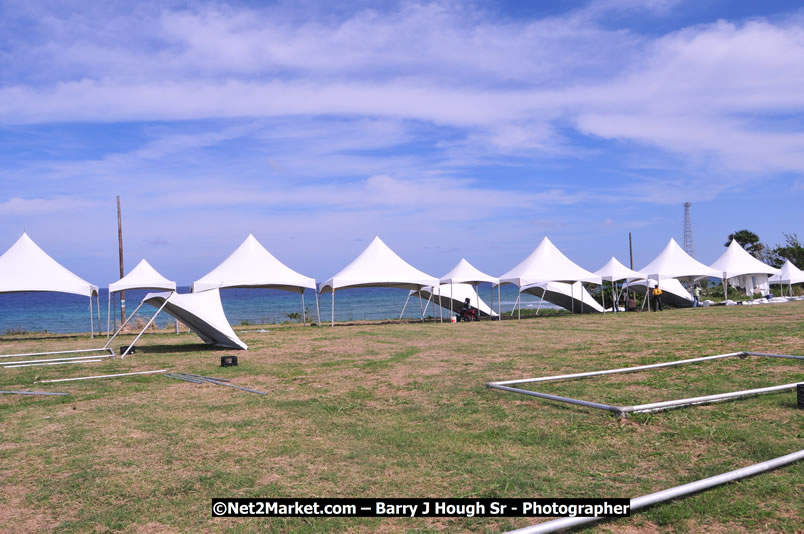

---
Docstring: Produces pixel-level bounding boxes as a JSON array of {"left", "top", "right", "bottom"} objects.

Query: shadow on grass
[{"left": 129, "top": 343, "right": 223, "bottom": 354}]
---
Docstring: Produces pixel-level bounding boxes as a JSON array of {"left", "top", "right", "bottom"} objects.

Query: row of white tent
[{"left": 1, "top": 232, "right": 803, "bottom": 340}]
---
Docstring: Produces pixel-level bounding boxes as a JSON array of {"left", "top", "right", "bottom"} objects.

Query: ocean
[{"left": 0, "top": 285, "right": 558, "bottom": 334}]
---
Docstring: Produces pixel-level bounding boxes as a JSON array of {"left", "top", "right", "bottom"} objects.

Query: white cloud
[
  {"left": 0, "top": 196, "right": 99, "bottom": 215},
  {"left": 1, "top": 0, "right": 803, "bottom": 211}
]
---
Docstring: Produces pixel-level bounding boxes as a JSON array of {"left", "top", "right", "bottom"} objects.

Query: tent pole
[
  {"left": 104, "top": 300, "right": 147, "bottom": 351},
  {"left": 723, "top": 277, "right": 727, "bottom": 302},
  {"left": 301, "top": 290, "right": 306, "bottom": 325},
  {"left": 315, "top": 290, "right": 321, "bottom": 325},
  {"left": 602, "top": 282, "right": 605, "bottom": 311},
  {"left": 438, "top": 285, "right": 442, "bottom": 323},
  {"left": 580, "top": 283, "right": 584, "bottom": 313},
  {"left": 498, "top": 284, "right": 501, "bottom": 318},
  {"left": 96, "top": 294, "right": 101, "bottom": 335},
  {"left": 418, "top": 289, "right": 424, "bottom": 321},
  {"left": 331, "top": 290, "right": 334, "bottom": 327},
  {"left": 518, "top": 288, "right": 521, "bottom": 320},
  {"left": 612, "top": 281, "right": 616, "bottom": 314},
  {"left": 536, "top": 287, "right": 545, "bottom": 315},
  {"left": 423, "top": 291, "right": 433, "bottom": 320},
  {"left": 571, "top": 284, "right": 575, "bottom": 314},
  {"left": 511, "top": 292, "right": 520, "bottom": 317},
  {"left": 475, "top": 283, "right": 479, "bottom": 320},
  {"left": 400, "top": 293, "right": 411, "bottom": 319},
  {"left": 89, "top": 296, "right": 94, "bottom": 339},
  {"left": 450, "top": 280, "right": 454, "bottom": 319},
  {"left": 121, "top": 299, "right": 169, "bottom": 359},
  {"left": 107, "top": 291, "right": 112, "bottom": 337}
]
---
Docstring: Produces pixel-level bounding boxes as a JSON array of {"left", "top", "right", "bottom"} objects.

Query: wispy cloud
[
  {"left": 0, "top": 0, "right": 802, "bottom": 280},
  {"left": 0, "top": 196, "right": 100, "bottom": 215}
]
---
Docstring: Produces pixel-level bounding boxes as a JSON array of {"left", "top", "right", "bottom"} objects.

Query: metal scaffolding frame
[{"left": 487, "top": 351, "right": 804, "bottom": 417}]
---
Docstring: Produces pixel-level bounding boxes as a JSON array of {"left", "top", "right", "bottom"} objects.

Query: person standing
[
  {"left": 652, "top": 284, "right": 663, "bottom": 312},
  {"left": 693, "top": 286, "right": 701, "bottom": 307}
]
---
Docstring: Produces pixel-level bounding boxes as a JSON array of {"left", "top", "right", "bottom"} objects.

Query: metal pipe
[
  {"left": 0, "top": 347, "right": 114, "bottom": 359},
  {"left": 4, "top": 359, "right": 103, "bottom": 368},
  {"left": 0, "top": 390, "right": 70, "bottom": 396},
  {"left": 743, "top": 351, "right": 804, "bottom": 360},
  {"left": 1, "top": 354, "right": 114, "bottom": 366},
  {"left": 38, "top": 369, "right": 168, "bottom": 383},
  {"left": 506, "top": 449, "right": 804, "bottom": 534},
  {"left": 121, "top": 298, "right": 170, "bottom": 358},
  {"left": 486, "top": 383, "right": 623, "bottom": 415},
  {"left": 490, "top": 352, "right": 745, "bottom": 386},
  {"left": 172, "top": 373, "right": 230, "bottom": 382},
  {"left": 399, "top": 294, "right": 411, "bottom": 319},
  {"left": 627, "top": 383, "right": 800, "bottom": 414},
  {"left": 167, "top": 373, "right": 265, "bottom": 394},
  {"left": 315, "top": 289, "right": 321, "bottom": 326},
  {"left": 104, "top": 300, "right": 147, "bottom": 349}
]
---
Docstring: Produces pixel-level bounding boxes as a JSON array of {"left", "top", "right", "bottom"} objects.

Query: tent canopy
[
  {"left": 440, "top": 258, "right": 499, "bottom": 285},
  {"left": 499, "top": 236, "right": 601, "bottom": 286},
  {"left": 110, "top": 258, "right": 176, "bottom": 294},
  {"left": 0, "top": 232, "right": 98, "bottom": 297},
  {"left": 319, "top": 236, "right": 438, "bottom": 293},
  {"left": 593, "top": 257, "right": 646, "bottom": 282},
  {"left": 414, "top": 283, "right": 499, "bottom": 318},
  {"left": 639, "top": 238, "right": 721, "bottom": 281},
  {"left": 521, "top": 281, "right": 604, "bottom": 314},
  {"left": 142, "top": 290, "right": 247, "bottom": 350},
  {"left": 192, "top": 234, "right": 315, "bottom": 293},
  {"left": 769, "top": 259, "right": 804, "bottom": 284},
  {"left": 710, "top": 240, "right": 779, "bottom": 280}
]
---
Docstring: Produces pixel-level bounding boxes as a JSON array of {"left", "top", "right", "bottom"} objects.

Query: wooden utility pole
[
  {"left": 628, "top": 232, "right": 634, "bottom": 269},
  {"left": 117, "top": 196, "right": 126, "bottom": 322},
  {"left": 629, "top": 232, "right": 635, "bottom": 306}
]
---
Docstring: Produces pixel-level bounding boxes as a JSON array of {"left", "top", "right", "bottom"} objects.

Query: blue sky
[{"left": 1, "top": 0, "right": 802, "bottom": 285}]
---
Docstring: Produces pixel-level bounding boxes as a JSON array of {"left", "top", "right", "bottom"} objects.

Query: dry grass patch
[{"left": 0, "top": 303, "right": 802, "bottom": 533}]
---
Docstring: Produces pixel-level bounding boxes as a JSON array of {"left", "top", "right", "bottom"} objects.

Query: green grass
[{"left": 0, "top": 303, "right": 802, "bottom": 533}]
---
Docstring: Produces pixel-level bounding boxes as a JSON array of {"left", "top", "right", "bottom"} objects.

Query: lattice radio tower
[{"left": 683, "top": 202, "right": 695, "bottom": 258}]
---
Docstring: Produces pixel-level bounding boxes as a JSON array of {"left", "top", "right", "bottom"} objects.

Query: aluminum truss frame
[{"left": 486, "top": 351, "right": 804, "bottom": 417}]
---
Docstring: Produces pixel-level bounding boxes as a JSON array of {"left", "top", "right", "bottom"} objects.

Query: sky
[{"left": 1, "top": 0, "right": 803, "bottom": 285}]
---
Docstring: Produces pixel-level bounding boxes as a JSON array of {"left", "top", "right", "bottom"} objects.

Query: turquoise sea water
[{"left": 0, "top": 285, "right": 558, "bottom": 334}]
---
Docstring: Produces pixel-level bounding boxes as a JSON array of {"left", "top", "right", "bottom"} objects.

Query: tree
[
  {"left": 768, "top": 233, "right": 804, "bottom": 268},
  {"left": 725, "top": 229, "right": 764, "bottom": 259}
]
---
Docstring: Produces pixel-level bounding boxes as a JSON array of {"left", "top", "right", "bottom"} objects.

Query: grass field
[{"left": 1, "top": 302, "right": 802, "bottom": 533}]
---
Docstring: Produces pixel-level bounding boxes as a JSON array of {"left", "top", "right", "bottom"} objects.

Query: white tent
[
  {"left": 639, "top": 238, "right": 721, "bottom": 280},
  {"left": 107, "top": 258, "right": 176, "bottom": 335},
  {"left": 498, "top": 236, "right": 601, "bottom": 318},
  {"left": 638, "top": 238, "right": 720, "bottom": 310},
  {"left": 192, "top": 234, "right": 319, "bottom": 324},
  {"left": 106, "top": 289, "right": 247, "bottom": 357},
  {"left": 0, "top": 232, "right": 100, "bottom": 336},
  {"left": 593, "top": 257, "right": 647, "bottom": 312},
  {"left": 710, "top": 240, "right": 779, "bottom": 298},
  {"left": 405, "top": 283, "right": 499, "bottom": 319},
  {"left": 440, "top": 258, "right": 500, "bottom": 320},
  {"left": 769, "top": 259, "right": 804, "bottom": 296},
  {"left": 628, "top": 278, "right": 694, "bottom": 308},
  {"left": 521, "top": 281, "right": 605, "bottom": 314},
  {"left": 319, "top": 236, "right": 439, "bottom": 326}
]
